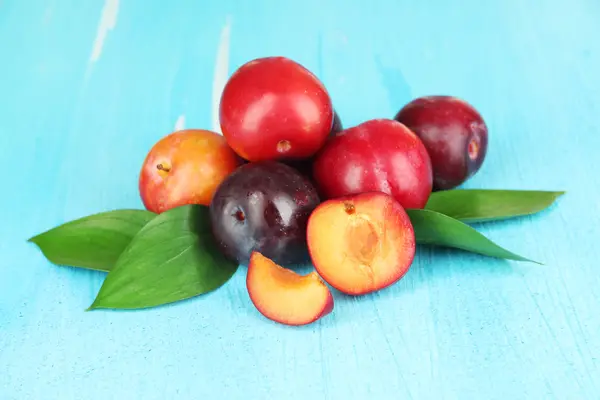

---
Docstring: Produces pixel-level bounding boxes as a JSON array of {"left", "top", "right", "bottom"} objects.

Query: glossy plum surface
[
  {"left": 394, "top": 96, "right": 488, "bottom": 190},
  {"left": 139, "top": 129, "right": 241, "bottom": 213},
  {"left": 219, "top": 56, "right": 334, "bottom": 162},
  {"left": 209, "top": 161, "right": 321, "bottom": 266},
  {"left": 313, "top": 119, "right": 433, "bottom": 209}
]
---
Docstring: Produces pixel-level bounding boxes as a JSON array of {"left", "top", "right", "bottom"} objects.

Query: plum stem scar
[
  {"left": 277, "top": 140, "right": 291, "bottom": 153},
  {"left": 156, "top": 163, "right": 171, "bottom": 172}
]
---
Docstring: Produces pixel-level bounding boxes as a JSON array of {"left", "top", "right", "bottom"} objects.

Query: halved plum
[{"left": 307, "top": 192, "right": 415, "bottom": 295}]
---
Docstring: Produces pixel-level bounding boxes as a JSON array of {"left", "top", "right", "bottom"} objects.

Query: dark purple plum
[
  {"left": 394, "top": 96, "right": 488, "bottom": 191},
  {"left": 209, "top": 161, "right": 320, "bottom": 266}
]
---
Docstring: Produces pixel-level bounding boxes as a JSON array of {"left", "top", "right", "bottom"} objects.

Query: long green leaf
[
  {"left": 28, "top": 209, "right": 156, "bottom": 272},
  {"left": 425, "top": 189, "right": 565, "bottom": 223},
  {"left": 407, "top": 209, "right": 539, "bottom": 263},
  {"left": 88, "top": 205, "right": 238, "bottom": 310}
]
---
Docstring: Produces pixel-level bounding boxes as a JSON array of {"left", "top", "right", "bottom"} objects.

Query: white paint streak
[
  {"left": 211, "top": 16, "right": 232, "bottom": 134},
  {"left": 174, "top": 115, "right": 186, "bottom": 131},
  {"left": 89, "top": 0, "right": 119, "bottom": 63}
]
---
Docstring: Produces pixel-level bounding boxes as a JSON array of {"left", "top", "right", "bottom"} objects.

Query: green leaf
[
  {"left": 425, "top": 189, "right": 565, "bottom": 223},
  {"left": 406, "top": 209, "right": 539, "bottom": 263},
  {"left": 28, "top": 209, "right": 156, "bottom": 272},
  {"left": 88, "top": 205, "right": 238, "bottom": 310}
]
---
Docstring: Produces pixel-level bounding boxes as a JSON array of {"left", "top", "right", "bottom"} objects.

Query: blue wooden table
[{"left": 2, "top": 1, "right": 599, "bottom": 399}]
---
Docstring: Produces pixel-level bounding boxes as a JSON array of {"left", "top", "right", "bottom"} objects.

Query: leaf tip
[
  {"left": 518, "top": 256, "right": 543, "bottom": 265},
  {"left": 86, "top": 299, "right": 103, "bottom": 311},
  {"left": 27, "top": 234, "right": 40, "bottom": 244}
]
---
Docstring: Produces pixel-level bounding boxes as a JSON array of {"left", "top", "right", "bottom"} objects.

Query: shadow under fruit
[
  {"left": 209, "top": 161, "right": 321, "bottom": 266},
  {"left": 284, "top": 110, "right": 343, "bottom": 180}
]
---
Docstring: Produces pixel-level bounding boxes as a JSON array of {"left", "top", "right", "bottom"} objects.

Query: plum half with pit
[
  {"left": 209, "top": 161, "right": 320, "bottom": 266},
  {"left": 394, "top": 96, "right": 488, "bottom": 191}
]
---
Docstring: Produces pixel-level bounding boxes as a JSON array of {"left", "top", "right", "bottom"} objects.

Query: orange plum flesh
[
  {"left": 307, "top": 192, "right": 416, "bottom": 296},
  {"left": 246, "top": 252, "right": 334, "bottom": 326}
]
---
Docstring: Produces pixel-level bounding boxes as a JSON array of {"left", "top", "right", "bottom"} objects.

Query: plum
[
  {"left": 312, "top": 118, "right": 433, "bottom": 209},
  {"left": 139, "top": 129, "right": 241, "bottom": 213},
  {"left": 209, "top": 161, "right": 320, "bottom": 266},
  {"left": 307, "top": 192, "right": 416, "bottom": 295},
  {"left": 219, "top": 56, "right": 334, "bottom": 162},
  {"left": 394, "top": 96, "right": 488, "bottom": 190}
]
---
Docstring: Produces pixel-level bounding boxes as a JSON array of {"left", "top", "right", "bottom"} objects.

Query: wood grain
[{"left": 1, "top": 0, "right": 599, "bottom": 398}]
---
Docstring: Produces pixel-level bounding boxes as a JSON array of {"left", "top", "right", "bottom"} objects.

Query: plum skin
[
  {"left": 219, "top": 56, "right": 334, "bottom": 162},
  {"left": 312, "top": 118, "right": 433, "bottom": 210},
  {"left": 139, "top": 129, "right": 241, "bottom": 213},
  {"left": 394, "top": 96, "right": 488, "bottom": 191},
  {"left": 209, "top": 161, "right": 321, "bottom": 266}
]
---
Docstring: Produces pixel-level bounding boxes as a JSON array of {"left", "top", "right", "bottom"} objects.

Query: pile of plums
[{"left": 138, "top": 56, "right": 488, "bottom": 326}]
